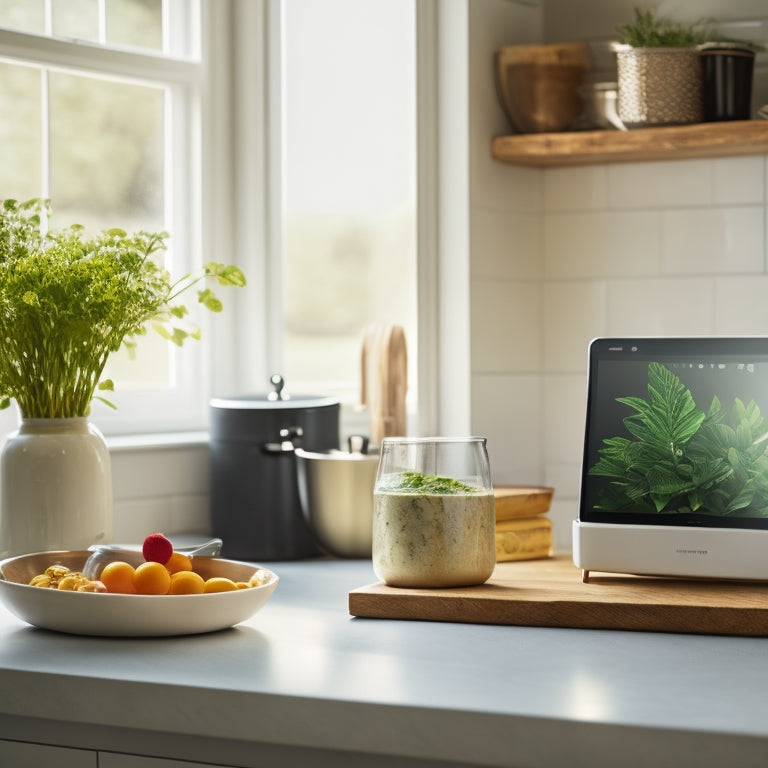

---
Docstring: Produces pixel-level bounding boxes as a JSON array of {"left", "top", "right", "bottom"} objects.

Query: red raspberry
[{"left": 142, "top": 533, "right": 174, "bottom": 565}]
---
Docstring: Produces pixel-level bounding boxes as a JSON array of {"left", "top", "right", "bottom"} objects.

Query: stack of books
[{"left": 493, "top": 486, "right": 554, "bottom": 562}]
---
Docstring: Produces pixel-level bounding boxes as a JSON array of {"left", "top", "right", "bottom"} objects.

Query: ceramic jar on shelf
[{"left": 699, "top": 42, "right": 756, "bottom": 122}]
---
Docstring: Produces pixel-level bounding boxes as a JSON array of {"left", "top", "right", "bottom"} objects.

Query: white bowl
[{"left": 0, "top": 550, "right": 278, "bottom": 637}]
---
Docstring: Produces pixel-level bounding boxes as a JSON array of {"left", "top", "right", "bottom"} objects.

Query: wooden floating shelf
[{"left": 491, "top": 120, "right": 768, "bottom": 168}]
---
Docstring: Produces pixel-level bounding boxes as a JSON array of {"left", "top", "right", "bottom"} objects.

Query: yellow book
[
  {"left": 495, "top": 516, "right": 553, "bottom": 562},
  {"left": 493, "top": 486, "right": 554, "bottom": 522}
]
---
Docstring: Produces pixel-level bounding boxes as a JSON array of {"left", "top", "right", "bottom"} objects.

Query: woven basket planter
[{"left": 614, "top": 45, "right": 703, "bottom": 128}]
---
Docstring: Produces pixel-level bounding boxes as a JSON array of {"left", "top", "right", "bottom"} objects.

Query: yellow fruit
[
  {"left": 45, "top": 564, "right": 71, "bottom": 582},
  {"left": 169, "top": 570, "right": 205, "bottom": 595},
  {"left": 134, "top": 561, "right": 171, "bottom": 595},
  {"left": 248, "top": 569, "right": 270, "bottom": 587},
  {"left": 165, "top": 551, "right": 193, "bottom": 574},
  {"left": 57, "top": 574, "right": 84, "bottom": 591},
  {"left": 203, "top": 577, "right": 238, "bottom": 593},
  {"left": 100, "top": 561, "right": 137, "bottom": 594}
]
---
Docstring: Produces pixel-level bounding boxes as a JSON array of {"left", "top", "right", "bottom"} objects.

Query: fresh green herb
[
  {"left": 616, "top": 8, "right": 705, "bottom": 48},
  {"left": 389, "top": 470, "right": 476, "bottom": 495},
  {"left": 0, "top": 198, "right": 246, "bottom": 418},
  {"left": 590, "top": 362, "right": 768, "bottom": 516}
]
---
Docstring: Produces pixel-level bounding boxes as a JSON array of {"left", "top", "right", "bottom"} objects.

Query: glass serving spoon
[{"left": 82, "top": 537, "right": 223, "bottom": 581}]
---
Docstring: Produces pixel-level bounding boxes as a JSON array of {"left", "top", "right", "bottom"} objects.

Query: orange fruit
[
  {"left": 203, "top": 577, "right": 238, "bottom": 593},
  {"left": 164, "top": 551, "right": 193, "bottom": 574},
  {"left": 133, "top": 561, "right": 171, "bottom": 595},
  {"left": 100, "top": 561, "right": 137, "bottom": 594},
  {"left": 169, "top": 570, "right": 205, "bottom": 595}
]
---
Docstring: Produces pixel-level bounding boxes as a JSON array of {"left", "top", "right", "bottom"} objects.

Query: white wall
[
  {"left": 466, "top": 1, "right": 545, "bottom": 495},
  {"left": 467, "top": 0, "right": 768, "bottom": 551},
  {"left": 109, "top": 439, "right": 210, "bottom": 543}
]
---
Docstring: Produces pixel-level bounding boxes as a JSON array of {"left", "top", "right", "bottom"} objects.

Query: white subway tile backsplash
[
  {"left": 472, "top": 373, "right": 543, "bottom": 485},
  {"left": 543, "top": 281, "right": 606, "bottom": 372},
  {"left": 548, "top": 498, "right": 578, "bottom": 553},
  {"left": 110, "top": 444, "right": 209, "bottom": 500},
  {"left": 765, "top": 156, "right": 768, "bottom": 207},
  {"left": 113, "top": 495, "right": 210, "bottom": 543},
  {"left": 471, "top": 279, "right": 541, "bottom": 372},
  {"left": 471, "top": 210, "right": 541, "bottom": 280},
  {"left": 544, "top": 211, "right": 661, "bottom": 279},
  {"left": 473, "top": 155, "right": 542, "bottom": 213},
  {"left": 715, "top": 275, "right": 768, "bottom": 334},
  {"left": 543, "top": 166, "right": 608, "bottom": 212},
  {"left": 544, "top": 462, "right": 582, "bottom": 503},
  {"left": 662, "top": 207, "right": 764, "bottom": 275},
  {"left": 607, "top": 277, "right": 715, "bottom": 336},
  {"left": 607, "top": 159, "right": 713, "bottom": 209},
  {"left": 467, "top": 3, "right": 768, "bottom": 555},
  {"left": 712, "top": 157, "right": 765, "bottom": 205},
  {"left": 542, "top": 374, "right": 588, "bottom": 468}
]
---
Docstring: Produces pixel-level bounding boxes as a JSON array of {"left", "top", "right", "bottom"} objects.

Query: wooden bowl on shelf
[{"left": 495, "top": 43, "right": 592, "bottom": 134}]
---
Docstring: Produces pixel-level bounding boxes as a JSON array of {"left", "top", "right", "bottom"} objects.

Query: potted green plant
[
  {"left": 613, "top": 8, "right": 706, "bottom": 128},
  {"left": 0, "top": 198, "right": 245, "bottom": 558}
]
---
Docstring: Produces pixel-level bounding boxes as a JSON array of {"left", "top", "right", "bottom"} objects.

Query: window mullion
[
  {"left": 0, "top": 29, "right": 201, "bottom": 87},
  {"left": 40, "top": 67, "right": 50, "bottom": 200},
  {"left": 97, "top": 0, "right": 107, "bottom": 46},
  {"left": 43, "top": 0, "right": 52, "bottom": 36}
]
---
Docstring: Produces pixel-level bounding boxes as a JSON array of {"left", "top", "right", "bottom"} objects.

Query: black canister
[
  {"left": 209, "top": 375, "right": 340, "bottom": 560},
  {"left": 700, "top": 42, "right": 755, "bottom": 122}
]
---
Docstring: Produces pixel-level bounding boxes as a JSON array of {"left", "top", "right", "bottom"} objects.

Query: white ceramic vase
[{"left": 0, "top": 417, "right": 113, "bottom": 558}]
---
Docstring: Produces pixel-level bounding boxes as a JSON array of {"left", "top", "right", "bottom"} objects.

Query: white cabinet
[
  {"left": 99, "top": 754, "right": 232, "bottom": 768},
  {"left": 0, "top": 739, "right": 235, "bottom": 768},
  {"left": 0, "top": 739, "right": 96, "bottom": 767}
]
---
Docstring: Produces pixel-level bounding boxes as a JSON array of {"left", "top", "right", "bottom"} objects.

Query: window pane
[
  {"left": 52, "top": 0, "right": 99, "bottom": 43},
  {"left": 282, "top": 0, "right": 417, "bottom": 396},
  {"left": 0, "top": 1, "right": 202, "bottom": 433},
  {"left": 103, "top": 332, "right": 171, "bottom": 390},
  {"left": 0, "top": 0, "right": 44, "bottom": 34},
  {"left": 48, "top": 71, "right": 165, "bottom": 232},
  {"left": 0, "top": 0, "right": 165, "bottom": 53},
  {"left": 49, "top": 71, "right": 169, "bottom": 389},
  {"left": 0, "top": 63, "right": 42, "bottom": 199},
  {"left": 106, "top": 0, "right": 163, "bottom": 51}
]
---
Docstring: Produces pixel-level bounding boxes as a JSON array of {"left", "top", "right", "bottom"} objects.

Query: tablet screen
[{"left": 580, "top": 338, "right": 768, "bottom": 529}]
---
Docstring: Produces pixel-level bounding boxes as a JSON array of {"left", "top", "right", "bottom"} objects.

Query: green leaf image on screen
[{"left": 589, "top": 362, "right": 768, "bottom": 516}]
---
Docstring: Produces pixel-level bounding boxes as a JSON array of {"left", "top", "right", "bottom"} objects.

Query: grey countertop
[{"left": 1, "top": 557, "right": 768, "bottom": 767}]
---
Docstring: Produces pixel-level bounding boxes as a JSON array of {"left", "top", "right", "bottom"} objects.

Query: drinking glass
[{"left": 372, "top": 437, "right": 496, "bottom": 588}]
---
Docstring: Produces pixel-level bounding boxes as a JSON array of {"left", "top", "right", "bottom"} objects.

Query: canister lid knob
[{"left": 268, "top": 374, "right": 288, "bottom": 401}]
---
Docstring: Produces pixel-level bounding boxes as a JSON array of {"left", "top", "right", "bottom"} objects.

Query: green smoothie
[{"left": 372, "top": 471, "right": 496, "bottom": 588}]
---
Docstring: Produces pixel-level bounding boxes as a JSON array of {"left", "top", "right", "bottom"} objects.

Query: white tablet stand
[{"left": 573, "top": 520, "right": 768, "bottom": 583}]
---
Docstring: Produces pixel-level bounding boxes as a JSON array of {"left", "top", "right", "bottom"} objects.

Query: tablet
[{"left": 573, "top": 337, "right": 768, "bottom": 580}]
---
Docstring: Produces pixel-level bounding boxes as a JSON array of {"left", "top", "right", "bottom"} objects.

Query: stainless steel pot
[
  {"left": 209, "top": 375, "right": 340, "bottom": 560},
  {"left": 295, "top": 436, "right": 379, "bottom": 558}
]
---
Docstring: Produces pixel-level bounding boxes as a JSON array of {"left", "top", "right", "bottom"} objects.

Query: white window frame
[
  {"left": 252, "top": 0, "right": 440, "bottom": 440},
  {"left": 0, "top": 0, "right": 446, "bottom": 442},
  {"left": 0, "top": 1, "right": 241, "bottom": 436}
]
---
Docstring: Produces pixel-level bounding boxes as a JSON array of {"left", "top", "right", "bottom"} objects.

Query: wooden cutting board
[{"left": 348, "top": 556, "right": 768, "bottom": 636}]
